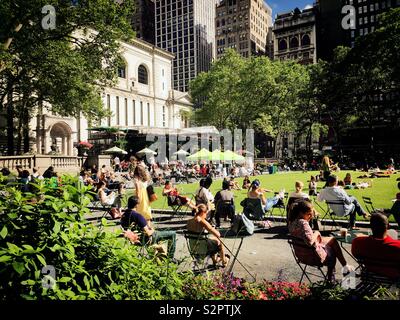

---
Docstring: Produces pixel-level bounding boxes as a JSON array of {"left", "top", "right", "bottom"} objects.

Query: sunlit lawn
[{"left": 124, "top": 170, "right": 399, "bottom": 222}]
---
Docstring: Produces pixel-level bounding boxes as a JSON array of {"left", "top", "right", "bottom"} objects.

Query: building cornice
[{"left": 123, "top": 38, "right": 175, "bottom": 61}]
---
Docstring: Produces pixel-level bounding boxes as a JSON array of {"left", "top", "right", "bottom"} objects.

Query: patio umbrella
[
  {"left": 209, "top": 149, "right": 225, "bottom": 161},
  {"left": 136, "top": 147, "right": 157, "bottom": 156},
  {"left": 186, "top": 148, "right": 211, "bottom": 161},
  {"left": 223, "top": 150, "right": 245, "bottom": 162},
  {"left": 104, "top": 146, "right": 128, "bottom": 155},
  {"left": 173, "top": 149, "right": 190, "bottom": 156}
]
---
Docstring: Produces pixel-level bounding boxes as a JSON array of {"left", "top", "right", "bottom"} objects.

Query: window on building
[
  {"left": 138, "top": 65, "right": 149, "bottom": 84},
  {"left": 117, "top": 64, "right": 126, "bottom": 78},
  {"left": 140, "top": 101, "right": 144, "bottom": 125},
  {"left": 301, "top": 34, "right": 310, "bottom": 46},
  {"left": 107, "top": 94, "right": 111, "bottom": 126},
  {"left": 289, "top": 37, "right": 299, "bottom": 48},
  {"left": 147, "top": 103, "right": 151, "bottom": 126},
  {"left": 278, "top": 39, "right": 287, "bottom": 51},
  {"left": 125, "top": 98, "right": 128, "bottom": 126},
  {"left": 132, "top": 100, "right": 136, "bottom": 125},
  {"left": 162, "top": 106, "right": 166, "bottom": 127},
  {"left": 116, "top": 96, "right": 120, "bottom": 125}
]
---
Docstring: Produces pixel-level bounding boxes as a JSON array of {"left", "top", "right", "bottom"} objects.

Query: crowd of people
[{"left": 1, "top": 154, "right": 399, "bottom": 278}]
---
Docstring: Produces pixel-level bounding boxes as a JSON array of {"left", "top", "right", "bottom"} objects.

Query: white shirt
[{"left": 317, "top": 186, "right": 355, "bottom": 216}]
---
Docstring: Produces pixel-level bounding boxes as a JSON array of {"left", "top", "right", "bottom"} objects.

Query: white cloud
[{"left": 304, "top": 4, "right": 313, "bottom": 9}]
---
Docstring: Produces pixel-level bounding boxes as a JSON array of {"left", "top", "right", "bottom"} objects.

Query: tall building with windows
[
  {"left": 215, "top": 0, "right": 273, "bottom": 59},
  {"left": 344, "top": 0, "right": 400, "bottom": 48},
  {"left": 272, "top": 7, "right": 317, "bottom": 65},
  {"left": 154, "top": 0, "right": 217, "bottom": 92},
  {"left": 132, "top": 0, "right": 156, "bottom": 44}
]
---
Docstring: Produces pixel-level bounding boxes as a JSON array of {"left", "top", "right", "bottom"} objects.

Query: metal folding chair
[
  {"left": 242, "top": 198, "right": 265, "bottom": 221},
  {"left": 183, "top": 231, "right": 216, "bottom": 274},
  {"left": 362, "top": 196, "right": 378, "bottom": 215},
  {"left": 354, "top": 256, "right": 400, "bottom": 294},
  {"left": 270, "top": 192, "right": 289, "bottom": 221},
  {"left": 321, "top": 200, "right": 351, "bottom": 231},
  {"left": 166, "top": 194, "right": 194, "bottom": 221},
  {"left": 288, "top": 236, "right": 328, "bottom": 284}
]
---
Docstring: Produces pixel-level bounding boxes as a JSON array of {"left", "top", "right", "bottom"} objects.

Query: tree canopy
[{"left": 0, "top": 0, "right": 135, "bottom": 154}]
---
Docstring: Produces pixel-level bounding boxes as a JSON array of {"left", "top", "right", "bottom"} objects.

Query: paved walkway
[{"left": 86, "top": 209, "right": 362, "bottom": 284}]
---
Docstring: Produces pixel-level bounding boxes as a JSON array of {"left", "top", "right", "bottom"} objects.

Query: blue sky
[{"left": 266, "top": 0, "right": 313, "bottom": 17}]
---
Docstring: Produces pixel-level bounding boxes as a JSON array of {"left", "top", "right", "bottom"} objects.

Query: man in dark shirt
[
  {"left": 122, "top": 196, "right": 177, "bottom": 259},
  {"left": 214, "top": 180, "right": 235, "bottom": 228},
  {"left": 352, "top": 212, "right": 400, "bottom": 279}
]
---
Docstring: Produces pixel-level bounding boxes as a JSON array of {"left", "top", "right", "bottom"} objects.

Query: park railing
[{"left": 0, "top": 155, "right": 87, "bottom": 173}]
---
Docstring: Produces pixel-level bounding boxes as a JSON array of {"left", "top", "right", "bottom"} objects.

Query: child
[{"left": 308, "top": 176, "right": 317, "bottom": 196}]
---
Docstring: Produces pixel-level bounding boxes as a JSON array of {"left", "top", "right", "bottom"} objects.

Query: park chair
[
  {"left": 362, "top": 196, "right": 380, "bottom": 215},
  {"left": 354, "top": 256, "right": 400, "bottom": 295},
  {"left": 320, "top": 199, "right": 351, "bottom": 231},
  {"left": 215, "top": 200, "right": 235, "bottom": 226},
  {"left": 270, "top": 192, "right": 289, "bottom": 221},
  {"left": 242, "top": 198, "right": 265, "bottom": 221},
  {"left": 183, "top": 231, "right": 216, "bottom": 274},
  {"left": 288, "top": 236, "right": 328, "bottom": 285},
  {"left": 165, "top": 193, "right": 194, "bottom": 221}
]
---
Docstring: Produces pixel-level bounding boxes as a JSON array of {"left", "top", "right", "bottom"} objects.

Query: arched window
[
  {"left": 290, "top": 37, "right": 299, "bottom": 49},
  {"left": 301, "top": 34, "right": 311, "bottom": 47},
  {"left": 278, "top": 39, "right": 287, "bottom": 51},
  {"left": 138, "top": 64, "right": 148, "bottom": 85},
  {"left": 117, "top": 64, "right": 126, "bottom": 78}
]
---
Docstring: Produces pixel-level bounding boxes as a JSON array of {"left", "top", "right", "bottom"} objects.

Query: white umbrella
[
  {"left": 173, "top": 149, "right": 189, "bottom": 156},
  {"left": 104, "top": 146, "right": 128, "bottom": 155},
  {"left": 136, "top": 147, "right": 157, "bottom": 156}
]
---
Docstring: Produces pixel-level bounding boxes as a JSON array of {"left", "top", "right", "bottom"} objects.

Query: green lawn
[{"left": 126, "top": 171, "right": 399, "bottom": 222}]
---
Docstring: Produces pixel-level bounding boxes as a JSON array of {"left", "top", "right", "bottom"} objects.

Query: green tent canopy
[
  {"left": 186, "top": 148, "right": 211, "bottom": 161},
  {"left": 223, "top": 150, "right": 245, "bottom": 162}
]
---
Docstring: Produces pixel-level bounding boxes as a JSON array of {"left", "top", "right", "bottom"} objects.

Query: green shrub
[{"left": 0, "top": 175, "right": 188, "bottom": 300}]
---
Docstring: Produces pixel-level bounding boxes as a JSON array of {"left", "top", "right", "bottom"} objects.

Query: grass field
[{"left": 126, "top": 170, "right": 400, "bottom": 222}]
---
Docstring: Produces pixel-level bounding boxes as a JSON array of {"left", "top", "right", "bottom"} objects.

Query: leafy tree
[
  {"left": 0, "top": 0, "right": 135, "bottom": 154},
  {"left": 190, "top": 49, "right": 246, "bottom": 131}
]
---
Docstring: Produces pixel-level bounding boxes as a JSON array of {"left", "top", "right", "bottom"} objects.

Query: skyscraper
[
  {"left": 155, "top": 0, "right": 217, "bottom": 92},
  {"left": 215, "top": 0, "right": 273, "bottom": 59},
  {"left": 344, "top": 0, "right": 400, "bottom": 48},
  {"left": 132, "top": 0, "right": 156, "bottom": 44}
]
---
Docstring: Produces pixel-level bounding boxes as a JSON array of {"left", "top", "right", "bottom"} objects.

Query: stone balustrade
[{"left": 0, "top": 155, "right": 88, "bottom": 174}]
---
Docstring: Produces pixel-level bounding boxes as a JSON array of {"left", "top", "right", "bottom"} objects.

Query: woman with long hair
[
  {"left": 133, "top": 165, "right": 152, "bottom": 222},
  {"left": 321, "top": 156, "right": 332, "bottom": 187},
  {"left": 288, "top": 199, "right": 354, "bottom": 282}
]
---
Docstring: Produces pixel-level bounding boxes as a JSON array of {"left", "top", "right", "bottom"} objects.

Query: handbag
[{"left": 147, "top": 185, "right": 158, "bottom": 202}]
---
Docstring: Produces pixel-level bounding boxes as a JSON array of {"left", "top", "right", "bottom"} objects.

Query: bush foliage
[{"left": 0, "top": 175, "right": 185, "bottom": 300}]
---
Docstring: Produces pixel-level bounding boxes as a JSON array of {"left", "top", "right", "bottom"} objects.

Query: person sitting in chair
[
  {"left": 247, "top": 179, "right": 283, "bottom": 212},
  {"left": 288, "top": 199, "right": 354, "bottom": 283},
  {"left": 97, "top": 181, "right": 122, "bottom": 218},
  {"left": 214, "top": 180, "right": 235, "bottom": 228},
  {"left": 162, "top": 180, "right": 197, "bottom": 210},
  {"left": 317, "top": 175, "right": 370, "bottom": 230},
  {"left": 122, "top": 196, "right": 177, "bottom": 260},
  {"left": 186, "top": 204, "right": 229, "bottom": 267},
  {"left": 351, "top": 212, "right": 400, "bottom": 279}
]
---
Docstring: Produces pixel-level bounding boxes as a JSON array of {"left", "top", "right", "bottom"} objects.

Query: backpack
[{"left": 230, "top": 214, "right": 254, "bottom": 236}]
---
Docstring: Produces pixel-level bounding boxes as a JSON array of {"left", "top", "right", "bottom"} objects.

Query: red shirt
[{"left": 352, "top": 235, "right": 400, "bottom": 279}]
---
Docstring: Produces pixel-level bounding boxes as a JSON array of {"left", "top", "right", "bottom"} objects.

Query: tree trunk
[{"left": 6, "top": 89, "right": 14, "bottom": 155}]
